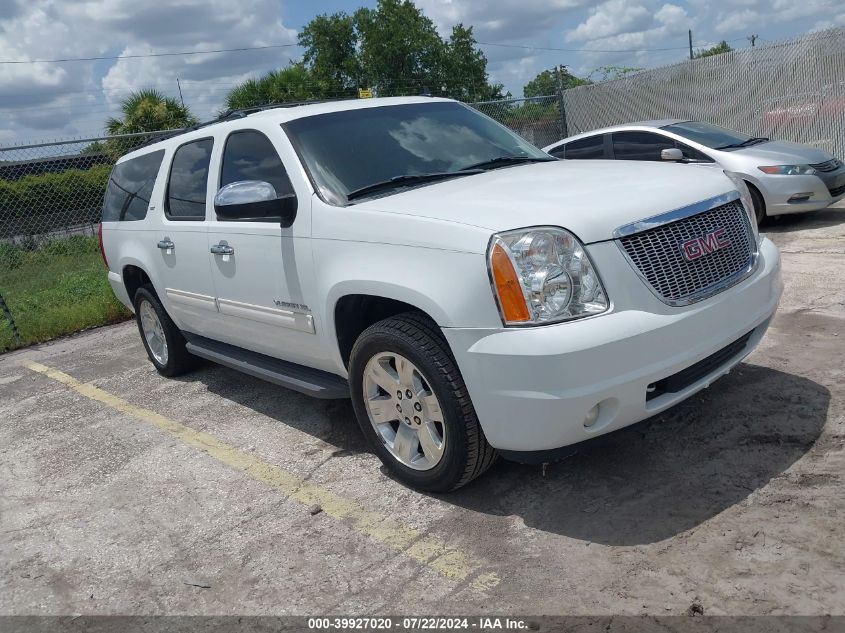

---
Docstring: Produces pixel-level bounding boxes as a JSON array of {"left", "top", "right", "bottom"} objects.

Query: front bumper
[
  {"left": 759, "top": 168, "right": 845, "bottom": 215},
  {"left": 442, "top": 237, "right": 782, "bottom": 452}
]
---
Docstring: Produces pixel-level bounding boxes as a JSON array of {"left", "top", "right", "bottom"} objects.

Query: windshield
[
  {"left": 283, "top": 101, "right": 550, "bottom": 206},
  {"left": 661, "top": 121, "right": 754, "bottom": 149}
]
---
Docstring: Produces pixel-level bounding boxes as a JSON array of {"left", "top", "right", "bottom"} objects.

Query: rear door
[
  {"left": 205, "top": 127, "right": 319, "bottom": 364},
  {"left": 151, "top": 137, "right": 220, "bottom": 336},
  {"left": 610, "top": 131, "right": 674, "bottom": 160}
]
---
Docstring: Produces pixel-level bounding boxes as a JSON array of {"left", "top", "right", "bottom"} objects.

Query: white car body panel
[
  {"left": 544, "top": 122, "right": 845, "bottom": 216},
  {"left": 354, "top": 159, "right": 735, "bottom": 243},
  {"left": 102, "top": 98, "right": 783, "bottom": 455}
]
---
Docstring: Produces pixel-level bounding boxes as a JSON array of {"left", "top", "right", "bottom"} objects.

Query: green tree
[
  {"left": 441, "top": 24, "right": 507, "bottom": 101},
  {"left": 105, "top": 89, "right": 198, "bottom": 135},
  {"left": 353, "top": 0, "right": 447, "bottom": 96},
  {"left": 694, "top": 40, "right": 733, "bottom": 58},
  {"left": 588, "top": 65, "right": 642, "bottom": 81},
  {"left": 523, "top": 66, "right": 590, "bottom": 98},
  {"left": 298, "top": 12, "right": 360, "bottom": 97},
  {"left": 224, "top": 64, "right": 322, "bottom": 111}
]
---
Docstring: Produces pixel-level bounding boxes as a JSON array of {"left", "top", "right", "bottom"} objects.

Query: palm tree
[
  {"left": 224, "top": 64, "right": 323, "bottom": 112},
  {"left": 106, "top": 89, "right": 198, "bottom": 136}
]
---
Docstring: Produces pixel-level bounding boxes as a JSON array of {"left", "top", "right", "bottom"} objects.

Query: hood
[
  {"left": 357, "top": 160, "right": 735, "bottom": 243},
  {"left": 728, "top": 139, "right": 833, "bottom": 164}
]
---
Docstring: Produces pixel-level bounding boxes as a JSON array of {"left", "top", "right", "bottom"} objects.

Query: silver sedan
[{"left": 543, "top": 120, "right": 845, "bottom": 223}]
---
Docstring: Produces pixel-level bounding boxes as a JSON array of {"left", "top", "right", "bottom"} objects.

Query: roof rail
[{"left": 130, "top": 98, "right": 352, "bottom": 151}]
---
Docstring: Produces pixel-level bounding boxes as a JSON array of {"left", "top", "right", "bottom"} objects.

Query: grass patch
[{"left": 0, "top": 235, "right": 131, "bottom": 352}]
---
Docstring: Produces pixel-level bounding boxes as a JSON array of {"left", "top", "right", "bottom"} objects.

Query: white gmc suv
[{"left": 101, "top": 96, "right": 783, "bottom": 491}]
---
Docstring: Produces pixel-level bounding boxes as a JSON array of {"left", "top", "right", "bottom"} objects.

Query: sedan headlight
[
  {"left": 757, "top": 164, "right": 816, "bottom": 175},
  {"left": 487, "top": 227, "right": 608, "bottom": 326}
]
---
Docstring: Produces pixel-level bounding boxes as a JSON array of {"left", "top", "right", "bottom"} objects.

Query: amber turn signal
[{"left": 490, "top": 243, "right": 530, "bottom": 323}]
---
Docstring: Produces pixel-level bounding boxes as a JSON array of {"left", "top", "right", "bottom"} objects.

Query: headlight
[
  {"left": 487, "top": 227, "right": 608, "bottom": 326},
  {"left": 724, "top": 171, "right": 759, "bottom": 243},
  {"left": 757, "top": 165, "right": 816, "bottom": 175}
]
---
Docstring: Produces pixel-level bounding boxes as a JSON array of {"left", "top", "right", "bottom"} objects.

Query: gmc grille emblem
[{"left": 680, "top": 228, "right": 731, "bottom": 261}]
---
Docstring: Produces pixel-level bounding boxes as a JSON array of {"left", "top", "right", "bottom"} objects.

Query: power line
[
  {"left": 0, "top": 43, "right": 297, "bottom": 65},
  {"left": 481, "top": 41, "right": 694, "bottom": 54}
]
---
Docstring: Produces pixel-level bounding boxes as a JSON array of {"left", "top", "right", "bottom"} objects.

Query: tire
[
  {"left": 133, "top": 285, "right": 197, "bottom": 377},
  {"left": 748, "top": 182, "right": 766, "bottom": 225},
  {"left": 349, "top": 312, "right": 497, "bottom": 492}
]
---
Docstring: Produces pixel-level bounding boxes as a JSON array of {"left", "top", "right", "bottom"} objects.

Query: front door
[
  {"left": 205, "top": 129, "right": 318, "bottom": 365},
  {"left": 152, "top": 137, "right": 220, "bottom": 337}
]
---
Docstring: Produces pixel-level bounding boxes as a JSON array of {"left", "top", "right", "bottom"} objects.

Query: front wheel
[{"left": 349, "top": 312, "right": 496, "bottom": 492}]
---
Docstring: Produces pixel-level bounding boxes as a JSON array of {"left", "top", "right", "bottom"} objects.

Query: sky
[{"left": 0, "top": 0, "right": 843, "bottom": 145}]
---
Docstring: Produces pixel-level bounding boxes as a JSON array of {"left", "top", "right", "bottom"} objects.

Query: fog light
[
  {"left": 787, "top": 193, "right": 813, "bottom": 203},
  {"left": 583, "top": 404, "right": 600, "bottom": 428}
]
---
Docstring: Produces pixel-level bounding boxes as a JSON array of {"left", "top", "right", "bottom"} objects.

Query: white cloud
[
  {"left": 416, "top": 0, "right": 587, "bottom": 40},
  {"left": 0, "top": 0, "right": 297, "bottom": 140},
  {"left": 567, "top": 0, "right": 652, "bottom": 42}
]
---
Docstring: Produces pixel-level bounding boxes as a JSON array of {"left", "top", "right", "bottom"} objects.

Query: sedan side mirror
[
  {"left": 214, "top": 180, "right": 298, "bottom": 227},
  {"left": 661, "top": 148, "right": 684, "bottom": 162}
]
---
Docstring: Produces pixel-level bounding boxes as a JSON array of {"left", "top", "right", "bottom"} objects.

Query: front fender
[{"left": 314, "top": 241, "right": 502, "bottom": 373}]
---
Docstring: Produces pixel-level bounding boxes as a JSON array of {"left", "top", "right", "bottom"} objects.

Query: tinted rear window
[
  {"left": 562, "top": 135, "right": 605, "bottom": 159},
  {"left": 166, "top": 138, "right": 213, "bottom": 220},
  {"left": 612, "top": 131, "right": 674, "bottom": 161},
  {"left": 102, "top": 150, "right": 164, "bottom": 222}
]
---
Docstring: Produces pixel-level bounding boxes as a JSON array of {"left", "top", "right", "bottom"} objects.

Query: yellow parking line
[{"left": 22, "top": 359, "right": 500, "bottom": 592}]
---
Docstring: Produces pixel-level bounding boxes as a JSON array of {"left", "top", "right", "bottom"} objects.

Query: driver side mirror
[
  {"left": 214, "top": 180, "right": 298, "bottom": 227},
  {"left": 660, "top": 148, "right": 684, "bottom": 162}
]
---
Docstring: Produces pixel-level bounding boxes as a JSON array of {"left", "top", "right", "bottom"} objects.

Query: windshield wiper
[
  {"left": 345, "top": 170, "right": 482, "bottom": 202},
  {"left": 716, "top": 137, "right": 769, "bottom": 150},
  {"left": 460, "top": 155, "right": 557, "bottom": 171}
]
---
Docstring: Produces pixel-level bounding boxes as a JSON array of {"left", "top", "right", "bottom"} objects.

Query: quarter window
[
  {"left": 220, "top": 130, "right": 294, "bottom": 198},
  {"left": 102, "top": 150, "right": 164, "bottom": 222},
  {"left": 560, "top": 135, "right": 605, "bottom": 159},
  {"left": 166, "top": 138, "right": 213, "bottom": 220},
  {"left": 612, "top": 131, "right": 673, "bottom": 161}
]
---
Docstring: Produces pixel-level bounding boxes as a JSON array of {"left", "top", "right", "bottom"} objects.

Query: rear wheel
[
  {"left": 349, "top": 312, "right": 497, "bottom": 492},
  {"left": 133, "top": 285, "right": 197, "bottom": 377}
]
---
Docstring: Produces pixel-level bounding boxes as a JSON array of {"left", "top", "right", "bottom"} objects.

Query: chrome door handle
[
  {"left": 210, "top": 243, "right": 234, "bottom": 255},
  {"left": 157, "top": 239, "right": 175, "bottom": 250}
]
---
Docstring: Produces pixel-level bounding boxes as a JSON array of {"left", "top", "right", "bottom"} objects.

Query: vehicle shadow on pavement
[
  {"left": 444, "top": 363, "right": 829, "bottom": 546},
  {"left": 763, "top": 207, "right": 845, "bottom": 233},
  {"left": 175, "top": 365, "right": 370, "bottom": 455}
]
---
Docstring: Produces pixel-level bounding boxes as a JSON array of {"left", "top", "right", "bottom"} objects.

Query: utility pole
[
  {"left": 688, "top": 29, "right": 694, "bottom": 59},
  {"left": 748, "top": 34, "right": 758, "bottom": 47},
  {"left": 176, "top": 78, "right": 185, "bottom": 109}
]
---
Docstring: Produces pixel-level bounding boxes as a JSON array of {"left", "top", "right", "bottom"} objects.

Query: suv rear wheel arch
[{"left": 123, "top": 265, "right": 154, "bottom": 306}]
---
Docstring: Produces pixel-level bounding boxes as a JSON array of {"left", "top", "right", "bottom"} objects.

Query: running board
[{"left": 184, "top": 334, "right": 349, "bottom": 399}]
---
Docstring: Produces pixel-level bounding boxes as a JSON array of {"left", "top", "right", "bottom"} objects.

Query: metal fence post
[
  {"left": 0, "top": 293, "right": 22, "bottom": 346},
  {"left": 554, "top": 67, "right": 569, "bottom": 139}
]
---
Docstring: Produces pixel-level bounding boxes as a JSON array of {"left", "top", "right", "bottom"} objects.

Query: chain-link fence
[
  {"left": 0, "top": 131, "right": 182, "bottom": 350},
  {"left": 561, "top": 28, "right": 845, "bottom": 159},
  {"left": 0, "top": 131, "right": 181, "bottom": 247},
  {"left": 470, "top": 95, "right": 563, "bottom": 149}
]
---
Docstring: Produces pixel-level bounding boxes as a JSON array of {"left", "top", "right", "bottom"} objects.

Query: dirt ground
[{"left": 1, "top": 204, "right": 843, "bottom": 620}]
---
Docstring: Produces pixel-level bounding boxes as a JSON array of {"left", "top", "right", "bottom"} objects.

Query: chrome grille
[
  {"left": 618, "top": 201, "right": 755, "bottom": 305},
  {"left": 810, "top": 158, "right": 843, "bottom": 172}
]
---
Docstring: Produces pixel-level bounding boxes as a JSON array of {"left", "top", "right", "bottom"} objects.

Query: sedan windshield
[
  {"left": 660, "top": 121, "right": 762, "bottom": 150},
  {"left": 283, "top": 101, "right": 552, "bottom": 206}
]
